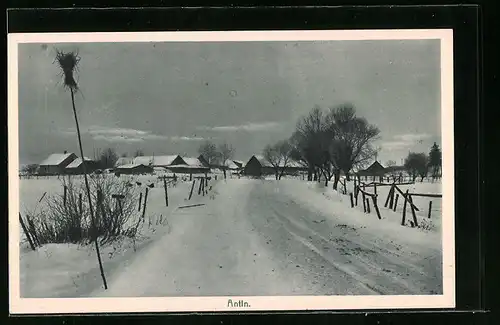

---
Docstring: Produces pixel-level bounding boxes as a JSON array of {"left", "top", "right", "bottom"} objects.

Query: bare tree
[
  {"left": 386, "top": 160, "right": 396, "bottom": 167},
  {"left": 55, "top": 50, "right": 107, "bottom": 289},
  {"left": 263, "top": 140, "right": 293, "bottom": 180},
  {"left": 327, "top": 104, "right": 380, "bottom": 182},
  {"left": 198, "top": 141, "right": 219, "bottom": 167},
  {"left": 133, "top": 149, "right": 144, "bottom": 157},
  {"left": 292, "top": 105, "right": 330, "bottom": 182},
  {"left": 217, "top": 142, "right": 235, "bottom": 179},
  {"left": 99, "top": 148, "right": 119, "bottom": 169},
  {"left": 22, "top": 164, "right": 39, "bottom": 176}
]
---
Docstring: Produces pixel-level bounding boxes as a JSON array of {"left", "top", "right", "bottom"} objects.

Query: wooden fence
[{"left": 345, "top": 179, "right": 442, "bottom": 229}]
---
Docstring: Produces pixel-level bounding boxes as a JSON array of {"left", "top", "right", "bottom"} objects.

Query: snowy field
[{"left": 18, "top": 175, "right": 443, "bottom": 298}]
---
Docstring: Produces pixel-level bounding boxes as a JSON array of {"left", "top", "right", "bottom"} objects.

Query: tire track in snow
[{"left": 251, "top": 181, "right": 442, "bottom": 295}]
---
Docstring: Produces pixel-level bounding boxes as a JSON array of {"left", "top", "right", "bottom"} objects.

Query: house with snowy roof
[
  {"left": 37, "top": 151, "right": 78, "bottom": 175},
  {"left": 114, "top": 163, "right": 153, "bottom": 175},
  {"left": 115, "top": 157, "right": 134, "bottom": 167},
  {"left": 167, "top": 156, "right": 210, "bottom": 174},
  {"left": 65, "top": 157, "right": 99, "bottom": 175},
  {"left": 243, "top": 155, "right": 307, "bottom": 177},
  {"left": 130, "top": 155, "right": 186, "bottom": 168}
]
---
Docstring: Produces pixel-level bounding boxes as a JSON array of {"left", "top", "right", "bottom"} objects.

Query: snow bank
[
  {"left": 276, "top": 179, "right": 441, "bottom": 250},
  {"left": 19, "top": 175, "right": 220, "bottom": 297}
]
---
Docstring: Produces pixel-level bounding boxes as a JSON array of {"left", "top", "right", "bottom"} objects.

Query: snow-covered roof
[
  {"left": 39, "top": 153, "right": 75, "bottom": 166},
  {"left": 252, "top": 155, "right": 273, "bottom": 168},
  {"left": 247, "top": 155, "right": 305, "bottom": 168},
  {"left": 167, "top": 164, "right": 209, "bottom": 170},
  {"left": 132, "top": 156, "right": 154, "bottom": 166},
  {"left": 226, "top": 161, "right": 238, "bottom": 169},
  {"left": 65, "top": 157, "right": 93, "bottom": 169},
  {"left": 115, "top": 163, "right": 150, "bottom": 169},
  {"left": 287, "top": 160, "right": 307, "bottom": 168},
  {"left": 115, "top": 157, "right": 134, "bottom": 167},
  {"left": 131, "top": 155, "right": 185, "bottom": 166},
  {"left": 182, "top": 157, "right": 204, "bottom": 167},
  {"left": 152, "top": 155, "right": 184, "bottom": 166}
]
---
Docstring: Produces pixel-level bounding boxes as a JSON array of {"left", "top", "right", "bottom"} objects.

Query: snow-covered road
[{"left": 93, "top": 179, "right": 442, "bottom": 297}]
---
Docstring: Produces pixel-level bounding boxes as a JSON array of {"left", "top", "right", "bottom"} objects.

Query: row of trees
[
  {"left": 197, "top": 141, "right": 235, "bottom": 179},
  {"left": 264, "top": 104, "right": 380, "bottom": 189},
  {"left": 403, "top": 142, "right": 442, "bottom": 182}
]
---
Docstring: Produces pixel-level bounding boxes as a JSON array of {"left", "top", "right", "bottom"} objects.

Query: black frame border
[{"left": 5, "top": 5, "right": 486, "bottom": 323}]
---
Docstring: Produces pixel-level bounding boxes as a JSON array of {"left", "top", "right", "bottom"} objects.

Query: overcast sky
[{"left": 18, "top": 39, "right": 441, "bottom": 166}]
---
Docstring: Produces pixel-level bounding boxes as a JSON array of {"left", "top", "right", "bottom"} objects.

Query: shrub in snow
[{"left": 25, "top": 175, "right": 141, "bottom": 246}]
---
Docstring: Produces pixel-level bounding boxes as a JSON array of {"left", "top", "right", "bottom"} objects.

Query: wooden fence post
[
  {"left": 393, "top": 194, "right": 399, "bottom": 212},
  {"left": 401, "top": 189, "right": 409, "bottom": 225},
  {"left": 188, "top": 179, "right": 196, "bottom": 200},
  {"left": 428, "top": 201, "right": 433, "bottom": 219},
  {"left": 164, "top": 178, "right": 169, "bottom": 207},
  {"left": 343, "top": 180, "right": 347, "bottom": 195},
  {"left": 374, "top": 182, "right": 377, "bottom": 195},
  {"left": 141, "top": 187, "right": 149, "bottom": 220},
  {"left": 389, "top": 186, "right": 396, "bottom": 209},
  {"left": 349, "top": 193, "right": 354, "bottom": 208},
  {"left": 138, "top": 192, "right": 143, "bottom": 211},
  {"left": 362, "top": 192, "right": 367, "bottom": 212},
  {"left": 355, "top": 186, "right": 359, "bottom": 206},
  {"left": 79, "top": 193, "right": 83, "bottom": 214},
  {"left": 366, "top": 198, "right": 371, "bottom": 214},
  {"left": 372, "top": 196, "right": 382, "bottom": 219},
  {"left": 19, "top": 213, "right": 36, "bottom": 250},
  {"left": 198, "top": 178, "right": 203, "bottom": 195},
  {"left": 384, "top": 185, "right": 393, "bottom": 208},
  {"left": 63, "top": 185, "right": 67, "bottom": 207},
  {"left": 408, "top": 194, "right": 418, "bottom": 227}
]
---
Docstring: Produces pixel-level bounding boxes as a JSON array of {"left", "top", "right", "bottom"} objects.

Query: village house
[
  {"left": 167, "top": 157, "right": 211, "bottom": 174},
  {"left": 197, "top": 155, "right": 211, "bottom": 168},
  {"left": 114, "top": 157, "right": 134, "bottom": 168},
  {"left": 37, "top": 152, "right": 77, "bottom": 175},
  {"left": 356, "top": 160, "right": 387, "bottom": 181},
  {"left": 132, "top": 155, "right": 186, "bottom": 169},
  {"left": 65, "top": 157, "right": 99, "bottom": 175},
  {"left": 243, "top": 155, "right": 307, "bottom": 177},
  {"left": 114, "top": 163, "right": 154, "bottom": 175},
  {"left": 227, "top": 160, "right": 244, "bottom": 171}
]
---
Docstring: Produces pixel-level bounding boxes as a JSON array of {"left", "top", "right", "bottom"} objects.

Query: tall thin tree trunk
[
  {"left": 332, "top": 170, "right": 341, "bottom": 190},
  {"left": 70, "top": 89, "right": 108, "bottom": 290},
  {"left": 307, "top": 166, "right": 313, "bottom": 181}
]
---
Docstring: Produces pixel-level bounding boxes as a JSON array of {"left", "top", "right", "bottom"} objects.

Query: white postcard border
[{"left": 8, "top": 29, "right": 455, "bottom": 314}]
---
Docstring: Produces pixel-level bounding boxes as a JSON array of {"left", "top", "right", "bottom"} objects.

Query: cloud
[
  {"left": 196, "top": 121, "right": 282, "bottom": 132},
  {"left": 381, "top": 133, "right": 433, "bottom": 150},
  {"left": 57, "top": 126, "right": 204, "bottom": 143},
  {"left": 169, "top": 136, "right": 205, "bottom": 141},
  {"left": 393, "top": 133, "right": 432, "bottom": 142},
  {"left": 92, "top": 135, "right": 145, "bottom": 143},
  {"left": 382, "top": 141, "right": 412, "bottom": 150}
]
